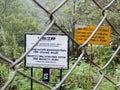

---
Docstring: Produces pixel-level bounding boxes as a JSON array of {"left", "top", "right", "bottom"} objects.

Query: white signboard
[{"left": 25, "top": 34, "right": 68, "bottom": 69}]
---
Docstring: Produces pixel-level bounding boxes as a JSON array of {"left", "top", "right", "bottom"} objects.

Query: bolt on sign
[{"left": 74, "top": 25, "right": 111, "bottom": 45}]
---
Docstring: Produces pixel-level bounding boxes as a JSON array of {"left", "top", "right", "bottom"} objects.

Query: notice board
[
  {"left": 74, "top": 26, "right": 111, "bottom": 45},
  {"left": 25, "top": 34, "right": 68, "bottom": 69}
]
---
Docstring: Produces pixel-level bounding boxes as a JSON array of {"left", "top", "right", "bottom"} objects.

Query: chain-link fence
[{"left": 0, "top": 0, "right": 120, "bottom": 90}]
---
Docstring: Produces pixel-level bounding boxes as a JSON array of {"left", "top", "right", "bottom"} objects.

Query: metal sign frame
[
  {"left": 74, "top": 26, "right": 111, "bottom": 45},
  {"left": 24, "top": 33, "right": 69, "bottom": 69}
]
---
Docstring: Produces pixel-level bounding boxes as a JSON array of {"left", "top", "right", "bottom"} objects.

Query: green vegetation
[{"left": 0, "top": 0, "right": 120, "bottom": 90}]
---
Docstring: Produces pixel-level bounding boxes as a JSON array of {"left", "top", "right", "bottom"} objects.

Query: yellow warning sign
[{"left": 74, "top": 26, "right": 111, "bottom": 45}]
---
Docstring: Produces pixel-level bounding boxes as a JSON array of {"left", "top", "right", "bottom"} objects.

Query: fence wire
[{"left": 0, "top": 0, "right": 120, "bottom": 90}]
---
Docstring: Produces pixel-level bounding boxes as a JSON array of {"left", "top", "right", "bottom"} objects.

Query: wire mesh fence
[{"left": 0, "top": 0, "right": 120, "bottom": 90}]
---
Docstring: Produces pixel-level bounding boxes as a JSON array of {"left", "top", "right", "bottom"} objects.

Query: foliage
[
  {"left": 90, "top": 46, "right": 115, "bottom": 73},
  {"left": 98, "top": 80, "right": 115, "bottom": 90},
  {"left": 0, "top": 63, "right": 9, "bottom": 88},
  {"left": 62, "top": 61, "right": 100, "bottom": 90},
  {"left": 0, "top": 0, "right": 39, "bottom": 59},
  {"left": 0, "top": 0, "right": 120, "bottom": 90}
]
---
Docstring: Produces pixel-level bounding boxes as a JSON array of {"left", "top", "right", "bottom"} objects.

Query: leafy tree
[{"left": 0, "top": 0, "right": 39, "bottom": 59}]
